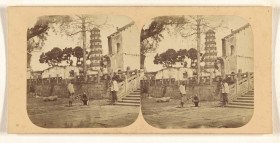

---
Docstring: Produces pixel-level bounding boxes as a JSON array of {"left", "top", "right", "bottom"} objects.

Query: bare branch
[
  {"left": 67, "top": 30, "right": 83, "bottom": 36},
  {"left": 181, "top": 32, "right": 197, "bottom": 38}
]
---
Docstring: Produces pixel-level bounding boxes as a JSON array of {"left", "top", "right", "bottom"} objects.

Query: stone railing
[
  {"left": 228, "top": 72, "right": 254, "bottom": 102},
  {"left": 117, "top": 70, "right": 143, "bottom": 100}
]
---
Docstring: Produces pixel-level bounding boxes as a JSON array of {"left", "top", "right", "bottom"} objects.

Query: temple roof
[
  {"left": 222, "top": 23, "right": 251, "bottom": 39},
  {"left": 107, "top": 21, "right": 135, "bottom": 38}
]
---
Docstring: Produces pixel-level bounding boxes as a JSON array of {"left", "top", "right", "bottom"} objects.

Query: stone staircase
[
  {"left": 227, "top": 90, "right": 254, "bottom": 109},
  {"left": 114, "top": 89, "right": 141, "bottom": 107}
]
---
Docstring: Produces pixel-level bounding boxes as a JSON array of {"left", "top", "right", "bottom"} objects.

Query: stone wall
[
  {"left": 141, "top": 72, "right": 254, "bottom": 102},
  {"left": 141, "top": 83, "right": 220, "bottom": 101},
  {"left": 29, "top": 81, "right": 110, "bottom": 100}
]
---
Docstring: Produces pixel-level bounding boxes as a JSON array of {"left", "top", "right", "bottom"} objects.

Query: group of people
[
  {"left": 178, "top": 83, "right": 200, "bottom": 108},
  {"left": 66, "top": 75, "right": 120, "bottom": 107},
  {"left": 67, "top": 82, "right": 89, "bottom": 107},
  {"left": 177, "top": 77, "right": 230, "bottom": 108}
]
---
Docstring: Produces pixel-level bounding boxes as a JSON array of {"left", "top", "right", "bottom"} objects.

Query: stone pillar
[
  {"left": 125, "top": 74, "right": 128, "bottom": 93},
  {"left": 49, "top": 75, "right": 51, "bottom": 84},
  {"left": 237, "top": 70, "right": 242, "bottom": 80},
  {"left": 97, "top": 71, "right": 101, "bottom": 83},
  {"left": 210, "top": 72, "right": 213, "bottom": 85},
  {"left": 246, "top": 72, "right": 250, "bottom": 91},
  {"left": 56, "top": 74, "right": 59, "bottom": 84}
]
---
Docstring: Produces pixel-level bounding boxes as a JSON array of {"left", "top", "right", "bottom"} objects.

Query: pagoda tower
[
  {"left": 88, "top": 28, "right": 103, "bottom": 73},
  {"left": 204, "top": 29, "right": 217, "bottom": 72}
]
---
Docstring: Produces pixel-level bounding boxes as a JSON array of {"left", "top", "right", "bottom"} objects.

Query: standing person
[
  {"left": 179, "top": 82, "right": 186, "bottom": 108},
  {"left": 221, "top": 79, "right": 230, "bottom": 107},
  {"left": 67, "top": 81, "right": 75, "bottom": 107},
  {"left": 111, "top": 76, "right": 119, "bottom": 105}
]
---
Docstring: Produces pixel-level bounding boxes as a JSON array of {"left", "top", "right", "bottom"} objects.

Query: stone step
[
  {"left": 228, "top": 102, "right": 254, "bottom": 106},
  {"left": 122, "top": 97, "right": 141, "bottom": 101},
  {"left": 114, "top": 102, "right": 140, "bottom": 107},
  {"left": 226, "top": 105, "right": 254, "bottom": 109},
  {"left": 118, "top": 100, "right": 140, "bottom": 104},
  {"left": 130, "top": 92, "right": 141, "bottom": 95},
  {"left": 242, "top": 95, "right": 254, "bottom": 97},
  {"left": 237, "top": 97, "right": 254, "bottom": 100},
  {"left": 232, "top": 100, "right": 254, "bottom": 103},
  {"left": 126, "top": 95, "right": 141, "bottom": 98}
]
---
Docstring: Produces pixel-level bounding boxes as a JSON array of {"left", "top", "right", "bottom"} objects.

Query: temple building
[
  {"left": 221, "top": 23, "right": 253, "bottom": 74},
  {"left": 88, "top": 27, "right": 103, "bottom": 74},
  {"left": 107, "top": 22, "right": 140, "bottom": 72},
  {"left": 204, "top": 29, "right": 217, "bottom": 72}
]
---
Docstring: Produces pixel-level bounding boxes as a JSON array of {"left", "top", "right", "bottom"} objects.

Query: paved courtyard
[
  {"left": 27, "top": 97, "right": 140, "bottom": 128},
  {"left": 141, "top": 98, "right": 254, "bottom": 128}
]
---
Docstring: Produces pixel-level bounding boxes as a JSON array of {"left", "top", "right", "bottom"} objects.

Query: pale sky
[
  {"left": 30, "top": 15, "right": 133, "bottom": 71},
  {"left": 144, "top": 15, "right": 249, "bottom": 72}
]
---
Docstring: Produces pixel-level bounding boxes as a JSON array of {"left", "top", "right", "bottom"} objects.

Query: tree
[
  {"left": 62, "top": 47, "right": 73, "bottom": 65},
  {"left": 100, "top": 55, "right": 110, "bottom": 68},
  {"left": 72, "top": 46, "right": 83, "bottom": 66},
  {"left": 27, "top": 16, "right": 72, "bottom": 69},
  {"left": 28, "top": 15, "right": 110, "bottom": 78},
  {"left": 153, "top": 54, "right": 161, "bottom": 65},
  {"left": 140, "top": 16, "right": 190, "bottom": 68},
  {"left": 187, "top": 48, "right": 198, "bottom": 67},
  {"left": 176, "top": 49, "right": 188, "bottom": 63},
  {"left": 39, "top": 47, "right": 63, "bottom": 66},
  {"left": 153, "top": 49, "right": 179, "bottom": 68},
  {"left": 177, "top": 16, "right": 227, "bottom": 82},
  {"left": 141, "top": 15, "right": 227, "bottom": 82},
  {"left": 57, "top": 15, "right": 110, "bottom": 77}
]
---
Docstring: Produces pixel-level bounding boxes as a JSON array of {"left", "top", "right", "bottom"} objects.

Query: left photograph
[{"left": 26, "top": 15, "right": 142, "bottom": 128}]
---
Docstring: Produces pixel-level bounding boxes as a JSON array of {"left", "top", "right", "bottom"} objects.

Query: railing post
[
  {"left": 125, "top": 74, "right": 128, "bottom": 93},
  {"left": 56, "top": 74, "right": 59, "bottom": 84},
  {"left": 236, "top": 72, "right": 241, "bottom": 95},
  {"left": 49, "top": 75, "right": 51, "bottom": 84},
  {"left": 246, "top": 72, "right": 250, "bottom": 91},
  {"left": 97, "top": 71, "right": 100, "bottom": 83},
  {"left": 210, "top": 72, "right": 213, "bottom": 85}
]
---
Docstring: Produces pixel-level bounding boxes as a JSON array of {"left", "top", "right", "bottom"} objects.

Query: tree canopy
[
  {"left": 140, "top": 16, "right": 190, "bottom": 68},
  {"left": 28, "top": 15, "right": 110, "bottom": 71},
  {"left": 153, "top": 48, "right": 206, "bottom": 68},
  {"left": 39, "top": 46, "right": 89, "bottom": 67},
  {"left": 153, "top": 49, "right": 186, "bottom": 68},
  {"left": 140, "top": 15, "right": 227, "bottom": 69}
]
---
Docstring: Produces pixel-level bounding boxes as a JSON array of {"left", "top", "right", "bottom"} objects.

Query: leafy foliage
[
  {"left": 39, "top": 47, "right": 63, "bottom": 66},
  {"left": 140, "top": 16, "right": 189, "bottom": 68},
  {"left": 100, "top": 55, "right": 111, "bottom": 68},
  {"left": 153, "top": 48, "right": 207, "bottom": 68},
  {"left": 62, "top": 47, "right": 73, "bottom": 65},
  {"left": 140, "top": 15, "right": 227, "bottom": 69},
  {"left": 72, "top": 46, "right": 83, "bottom": 66},
  {"left": 39, "top": 46, "right": 88, "bottom": 67},
  {"left": 153, "top": 49, "right": 186, "bottom": 68},
  {"left": 28, "top": 15, "right": 110, "bottom": 70}
]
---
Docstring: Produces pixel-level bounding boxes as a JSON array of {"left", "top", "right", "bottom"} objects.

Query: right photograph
[{"left": 140, "top": 15, "right": 254, "bottom": 129}]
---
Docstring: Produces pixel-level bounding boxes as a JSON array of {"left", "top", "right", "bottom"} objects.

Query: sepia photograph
[
  {"left": 26, "top": 15, "right": 142, "bottom": 128},
  {"left": 140, "top": 15, "right": 254, "bottom": 128},
  {"left": 7, "top": 7, "right": 271, "bottom": 133}
]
